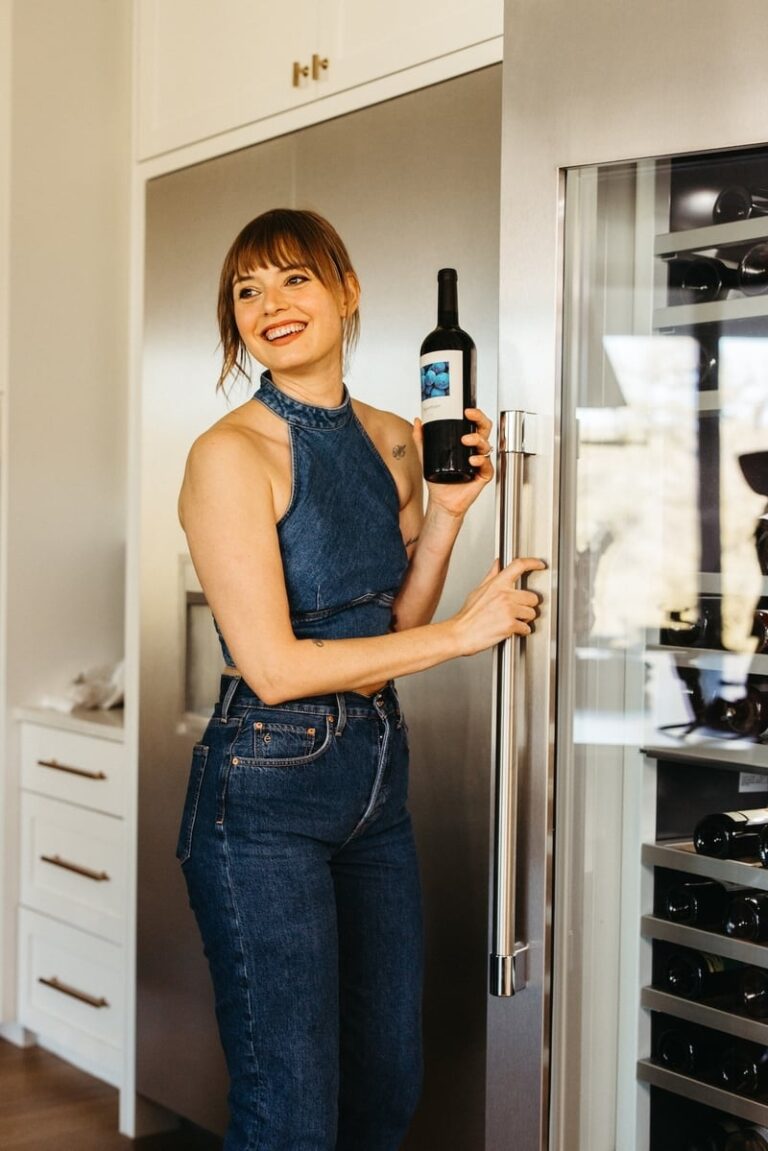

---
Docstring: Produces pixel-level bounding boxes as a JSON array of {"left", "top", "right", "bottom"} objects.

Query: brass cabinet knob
[
  {"left": 292, "top": 60, "right": 310, "bottom": 87},
  {"left": 312, "top": 54, "right": 329, "bottom": 81}
]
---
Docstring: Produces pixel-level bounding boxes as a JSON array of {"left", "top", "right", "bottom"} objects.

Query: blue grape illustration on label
[{"left": 421, "top": 359, "right": 451, "bottom": 401}]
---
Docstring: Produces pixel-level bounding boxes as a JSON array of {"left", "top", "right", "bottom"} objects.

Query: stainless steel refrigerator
[{"left": 137, "top": 66, "right": 503, "bottom": 1149}]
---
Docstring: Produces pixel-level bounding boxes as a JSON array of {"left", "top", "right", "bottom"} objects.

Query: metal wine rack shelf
[
  {"left": 642, "top": 843, "right": 768, "bottom": 891},
  {"left": 655, "top": 294, "right": 768, "bottom": 329},
  {"left": 645, "top": 647, "right": 768, "bottom": 676},
  {"left": 655, "top": 216, "right": 768, "bottom": 258},
  {"left": 641, "top": 987, "right": 768, "bottom": 1046},
  {"left": 637, "top": 1060, "right": 768, "bottom": 1126},
  {"left": 643, "top": 742, "right": 768, "bottom": 771},
  {"left": 642, "top": 912, "right": 768, "bottom": 968}
]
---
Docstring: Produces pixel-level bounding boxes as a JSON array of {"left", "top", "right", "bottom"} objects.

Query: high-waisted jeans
[{"left": 177, "top": 675, "right": 424, "bottom": 1151}]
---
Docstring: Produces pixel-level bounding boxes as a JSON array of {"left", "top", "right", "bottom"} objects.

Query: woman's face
[{"left": 232, "top": 263, "right": 357, "bottom": 383}]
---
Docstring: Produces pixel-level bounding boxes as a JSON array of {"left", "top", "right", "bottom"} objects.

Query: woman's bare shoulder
[{"left": 352, "top": 397, "right": 413, "bottom": 442}]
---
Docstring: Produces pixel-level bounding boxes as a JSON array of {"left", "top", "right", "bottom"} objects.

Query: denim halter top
[{"left": 215, "top": 373, "right": 409, "bottom": 667}]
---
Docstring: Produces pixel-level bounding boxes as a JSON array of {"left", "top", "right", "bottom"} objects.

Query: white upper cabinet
[{"left": 135, "top": 0, "right": 502, "bottom": 160}]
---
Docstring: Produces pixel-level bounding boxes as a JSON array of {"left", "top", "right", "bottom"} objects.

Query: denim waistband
[{"left": 216, "top": 674, "right": 401, "bottom": 727}]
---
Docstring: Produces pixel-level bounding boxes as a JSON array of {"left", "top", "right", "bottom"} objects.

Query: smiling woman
[{"left": 175, "top": 206, "right": 542, "bottom": 1151}]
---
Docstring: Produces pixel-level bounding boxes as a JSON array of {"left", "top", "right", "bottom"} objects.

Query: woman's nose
[{"left": 262, "top": 285, "right": 287, "bottom": 314}]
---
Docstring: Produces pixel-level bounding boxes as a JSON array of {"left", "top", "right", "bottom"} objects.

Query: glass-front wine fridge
[{"left": 555, "top": 146, "right": 768, "bottom": 1150}]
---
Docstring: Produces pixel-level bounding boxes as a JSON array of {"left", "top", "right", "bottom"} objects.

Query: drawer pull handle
[
  {"left": 311, "top": 53, "right": 329, "bottom": 80},
  {"left": 292, "top": 60, "right": 309, "bottom": 86},
  {"left": 38, "top": 975, "right": 109, "bottom": 1009},
  {"left": 37, "top": 758, "right": 107, "bottom": 781},
  {"left": 40, "top": 853, "right": 110, "bottom": 882}
]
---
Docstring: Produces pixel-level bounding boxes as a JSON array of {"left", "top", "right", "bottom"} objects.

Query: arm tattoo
[
  {"left": 392, "top": 443, "right": 407, "bottom": 459},
  {"left": 404, "top": 535, "right": 420, "bottom": 548},
  {"left": 313, "top": 639, "right": 325, "bottom": 647}
]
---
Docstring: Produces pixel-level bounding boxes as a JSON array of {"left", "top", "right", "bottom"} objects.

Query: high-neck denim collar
[{"left": 254, "top": 372, "right": 352, "bottom": 430}]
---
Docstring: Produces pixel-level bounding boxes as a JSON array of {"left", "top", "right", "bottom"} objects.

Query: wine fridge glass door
[{"left": 554, "top": 149, "right": 768, "bottom": 1150}]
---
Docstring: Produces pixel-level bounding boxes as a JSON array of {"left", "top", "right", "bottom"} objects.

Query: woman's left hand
[{"left": 412, "top": 407, "right": 495, "bottom": 518}]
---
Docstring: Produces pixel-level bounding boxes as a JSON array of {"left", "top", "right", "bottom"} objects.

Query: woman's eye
[
  {"left": 286, "top": 274, "right": 309, "bottom": 285},
  {"left": 236, "top": 286, "right": 259, "bottom": 300}
]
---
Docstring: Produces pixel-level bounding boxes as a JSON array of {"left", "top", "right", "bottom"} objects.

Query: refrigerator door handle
[{"left": 490, "top": 410, "right": 537, "bottom": 997}]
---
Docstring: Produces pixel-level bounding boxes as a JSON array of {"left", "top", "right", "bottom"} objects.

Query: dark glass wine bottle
[
  {"left": 739, "top": 242, "right": 768, "bottom": 297},
  {"left": 704, "top": 684, "right": 768, "bottom": 740},
  {"left": 420, "top": 268, "right": 476, "bottom": 483},
  {"left": 685, "top": 1118, "right": 752, "bottom": 1151},
  {"left": 694, "top": 808, "right": 768, "bottom": 859},
  {"left": 668, "top": 255, "right": 737, "bottom": 304},
  {"left": 718, "top": 1039, "right": 768, "bottom": 1096},
  {"left": 655, "top": 1023, "right": 717, "bottom": 1077},
  {"left": 713, "top": 185, "right": 768, "bottom": 223},
  {"left": 726, "top": 892, "right": 768, "bottom": 941},
  {"left": 664, "top": 877, "right": 728, "bottom": 928},
  {"left": 724, "top": 1128, "right": 768, "bottom": 1151},
  {"left": 742, "top": 967, "right": 768, "bottom": 1019},
  {"left": 662, "top": 947, "right": 741, "bottom": 1000}
]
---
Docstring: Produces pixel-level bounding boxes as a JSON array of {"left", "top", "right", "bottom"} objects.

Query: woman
[{"left": 177, "top": 208, "right": 543, "bottom": 1151}]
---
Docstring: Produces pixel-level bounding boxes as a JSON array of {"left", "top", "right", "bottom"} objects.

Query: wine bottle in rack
[
  {"left": 694, "top": 808, "right": 768, "bottom": 860},
  {"left": 724, "top": 1128, "right": 768, "bottom": 1151},
  {"left": 420, "top": 268, "right": 477, "bottom": 484},
  {"left": 664, "top": 877, "right": 729, "bottom": 928},
  {"left": 668, "top": 255, "right": 738, "bottom": 304},
  {"left": 718, "top": 1040, "right": 768, "bottom": 1096},
  {"left": 713, "top": 185, "right": 768, "bottom": 223},
  {"left": 726, "top": 892, "right": 768, "bottom": 941},
  {"left": 741, "top": 967, "right": 768, "bottom": 1019},
  {"left": 685, "top": 1118, "right": 760, "bottom": 1151},
  {"left": 738, "top": 242, "right": 768, "bottom": 297},
  {"left": 704, "top": 679, "right": 768, "bottom": 740},
  {"left": 662, "top": 947, "right": 741, "bottom": 1001},
  {"left": 655, "top": 1022, "right": 717, "bottom": 1077}
]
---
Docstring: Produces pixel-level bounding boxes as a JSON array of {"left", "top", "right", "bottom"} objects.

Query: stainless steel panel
[{"left": 137, "top": 67, "right": 502, "bottom": 1145}]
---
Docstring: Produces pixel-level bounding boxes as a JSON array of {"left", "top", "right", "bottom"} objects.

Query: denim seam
[
  {"left": 338, "top": 709, "right": 392, "bottom": 849},
  {"left": 177, "top": 744, "right": 209, "bottom": 864},
  {"left": 274, "top": 422, "right": 298, "bottom": 528},
  {"left": 220, "top": 819, "right": 262, "bottom": 1150},
  {"left": 215, "top": 716, "right": 244, "bottom": 827}
]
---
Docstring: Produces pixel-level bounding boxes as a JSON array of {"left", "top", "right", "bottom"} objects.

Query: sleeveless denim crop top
[{"left": 215, "top": 373, "right": 409, "bottom": 667}]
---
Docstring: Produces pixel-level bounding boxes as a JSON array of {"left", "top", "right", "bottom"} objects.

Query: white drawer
[
  {"left": 18, "top": 908, "right": 123, "bottom": 1086},
  {"left": 21, "top": 792, "right": 126, "bottom": 944},
  {"left": 20, "top": 723, "right": 126, "bottom": 817}
]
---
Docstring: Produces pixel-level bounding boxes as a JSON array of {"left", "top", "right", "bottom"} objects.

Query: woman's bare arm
[{"left": 180, "top": 426, "right": 542, "bottom": 706}]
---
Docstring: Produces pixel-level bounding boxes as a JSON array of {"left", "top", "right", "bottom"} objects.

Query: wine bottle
[
  {"left": 724, "top": 1128, "right": 768, "bottom": 1151},
  {"left": 668, "top": 255, "right": 737, "bottom": 304},
  {"left": 726, "top": 892, "right": 768, "bottom": 941},
  {"left": 704, "top": 683, "right": 768, "bottom": 740},
  {"left": 662, "top": 947, "right": 741, "bottom": 1000},
  {"left": 694, "top": 808, "right": 768, "bottom": 859},
  {"left": 713, "top": 184, "right": 768, "bottom": 224},
  {"left": 420, "top": 268, "right": 476, "bottom": 483},
  {"left": 655, "top": 1022, "right": 717, "bottom": 1077},
  {"left": 739, "top": 242, "right": 768, "bottom": 297},
  {"left": 686, "top": 1118, "right": 753, "bottom": 1151},
  {"left": 741, "top": 966, "right": 768, "bottom": 1019},
  {"left": 718, "top": 1039, "right": 768, "bottom": 1096},
  {"left": 664, "top": 877, "right": 728, "bottom": 928}
]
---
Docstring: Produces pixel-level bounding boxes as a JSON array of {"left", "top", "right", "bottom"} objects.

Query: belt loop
[
  {"left": 221, "top": 675, "right": 241, "bottom": 722},
  {"left": 335, "top": 692, "right": 347, "bottom": 737}
]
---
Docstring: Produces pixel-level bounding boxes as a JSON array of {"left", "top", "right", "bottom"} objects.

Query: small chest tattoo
[{"left": 392, "top": 443, "right": 407, "bottom": 460}]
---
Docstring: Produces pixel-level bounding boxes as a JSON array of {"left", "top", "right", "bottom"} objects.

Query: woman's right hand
[{"left": 452, "top": 557, "right": 545, "bottom": 656}]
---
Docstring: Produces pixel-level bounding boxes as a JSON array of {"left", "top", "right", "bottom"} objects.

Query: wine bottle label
[
  {"left": 699, "top": 951, "right": 740, "bottom": 974},
  {"left": 420, "top": 350, "right": 465, "bottom": 424},
  {"left": 724, "top": 809, "right": 768, "bottom": 826}
]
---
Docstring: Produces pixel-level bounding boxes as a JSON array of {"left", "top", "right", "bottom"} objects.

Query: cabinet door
[
  {"left": 319, "top": 0, "right": 502, "bottom": 96},
  {"left": 136, "top": 0, "right": 320, "bottom": 159}
]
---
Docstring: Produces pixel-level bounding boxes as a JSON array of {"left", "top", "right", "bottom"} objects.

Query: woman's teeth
[{"left": 265, "top": 323, "right": 306, "bottom": 341}]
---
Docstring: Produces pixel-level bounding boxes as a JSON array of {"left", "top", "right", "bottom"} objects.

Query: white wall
[{"left": 1, "top": 0, "right": 131, "bottom": 1022}]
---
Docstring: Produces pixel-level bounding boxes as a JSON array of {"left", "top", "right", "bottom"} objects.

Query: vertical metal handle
[{"left": 490, "top": 410, "right": 536, "bottom": 997}]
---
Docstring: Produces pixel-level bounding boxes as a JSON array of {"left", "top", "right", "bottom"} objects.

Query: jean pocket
[
  {"left": 175, "top": 743, "right": 209, "bottom": 864},
  {"left": 233, "top": 714, "right": 334, "bottom": 768}
]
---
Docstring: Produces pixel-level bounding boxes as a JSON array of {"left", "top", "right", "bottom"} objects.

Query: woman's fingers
[{"left": 463, "top": 407, "right": 493, "bottom": 462}]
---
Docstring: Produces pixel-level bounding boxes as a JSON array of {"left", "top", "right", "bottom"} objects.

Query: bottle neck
[{"left": 437, "top": 270, "right": 459, "bottom": 328}]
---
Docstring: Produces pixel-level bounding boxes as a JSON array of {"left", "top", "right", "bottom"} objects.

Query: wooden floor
[{"left": 0, "top": 1040, "right": 222, "bottom": 1150}]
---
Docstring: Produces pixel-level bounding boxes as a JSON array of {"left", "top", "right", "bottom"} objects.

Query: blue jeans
[{"left": 177, "top": 676, "right": 424, "bottom": 1151}]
